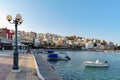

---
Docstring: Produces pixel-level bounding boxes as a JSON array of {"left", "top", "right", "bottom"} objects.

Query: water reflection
[
  {"left": 47, "top": 59, "right": 59, "bottom": 64},
  {"left": 84, "top": 66, "right": 109, "bottom": 71}
]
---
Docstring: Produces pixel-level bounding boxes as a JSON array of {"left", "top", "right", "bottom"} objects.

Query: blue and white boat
[{"left": 47, "top": 53, "right": 71, "bottom": 61}]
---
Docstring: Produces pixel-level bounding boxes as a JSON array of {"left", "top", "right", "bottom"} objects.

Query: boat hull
[
  {"left": 84, "top": 61, "right": 109, "bottom": 67},
  {"left": 47, "top": 53, "right": 70, "bottom": 61},
  {"left": 48, "top": 58, "right": 70, "bottom": 61}
]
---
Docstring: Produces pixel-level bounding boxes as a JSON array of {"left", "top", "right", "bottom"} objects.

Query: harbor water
[{"left": 47, "top": 51, "right": 120, "bottom": 80}]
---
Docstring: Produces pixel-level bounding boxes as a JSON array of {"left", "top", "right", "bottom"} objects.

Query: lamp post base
[{"left": 11, "top": 68, "right": 21, "bottom": 72}]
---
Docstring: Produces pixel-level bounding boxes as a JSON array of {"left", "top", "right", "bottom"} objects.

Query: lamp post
[{"left": 6, "top": 14, "right": 23, "bottom": 72}]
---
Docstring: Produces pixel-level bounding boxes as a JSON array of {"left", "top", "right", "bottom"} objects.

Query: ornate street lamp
[{"left": 6, "top": 14, "right": 23, "bottom": 72}]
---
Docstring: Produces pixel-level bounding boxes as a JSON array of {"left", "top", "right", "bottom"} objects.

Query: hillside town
[{"left": 0, "top": 27, "right": 120, "bottom": 51}]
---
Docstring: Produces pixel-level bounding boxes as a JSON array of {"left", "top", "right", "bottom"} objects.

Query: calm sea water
[{"left": 48, "top": 51, "right": 120, "bottom": 80}]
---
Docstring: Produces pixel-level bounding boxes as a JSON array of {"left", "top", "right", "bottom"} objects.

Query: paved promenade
[{"left": 0, "top": 51, "right": 40, "bottom": 80}]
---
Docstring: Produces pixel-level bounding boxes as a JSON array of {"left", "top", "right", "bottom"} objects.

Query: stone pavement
[
  {"left": 0, "top": 55, "right": 12, "bottom": 80},
  {"left": 0, "top": 53, "right": 40, "bottom": 80}
]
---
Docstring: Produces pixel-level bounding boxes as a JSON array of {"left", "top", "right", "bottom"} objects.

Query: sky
[{"left": 0, "top": 0, "right": 120, "bottom": 43}]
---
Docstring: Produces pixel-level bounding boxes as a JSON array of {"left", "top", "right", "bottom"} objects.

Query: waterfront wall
[{"left": 34, "top": 54, "right": 63, "bottom": 80}]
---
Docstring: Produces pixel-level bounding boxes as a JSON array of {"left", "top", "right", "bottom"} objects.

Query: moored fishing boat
[
  {"left": 84, "top": 60, "right": 109, "bottom": 67},
  {"left": 47, "top": 53, "right": 71, "bottom": 61}
]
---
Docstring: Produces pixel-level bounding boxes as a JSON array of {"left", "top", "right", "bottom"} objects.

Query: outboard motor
[
  {"left": 104, "top": 60, "right": 108, "bottom": 63},
  {"left": 66, "top": 55, "right": 71, "bottom": 60}
]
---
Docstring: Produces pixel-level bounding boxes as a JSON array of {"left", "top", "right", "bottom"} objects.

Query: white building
[
  {"left": 85, "top": 41, "right": 94, "bottom": 49},
  {"left": 34, "top": 38, "right": 40, "bottom": 47}
]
